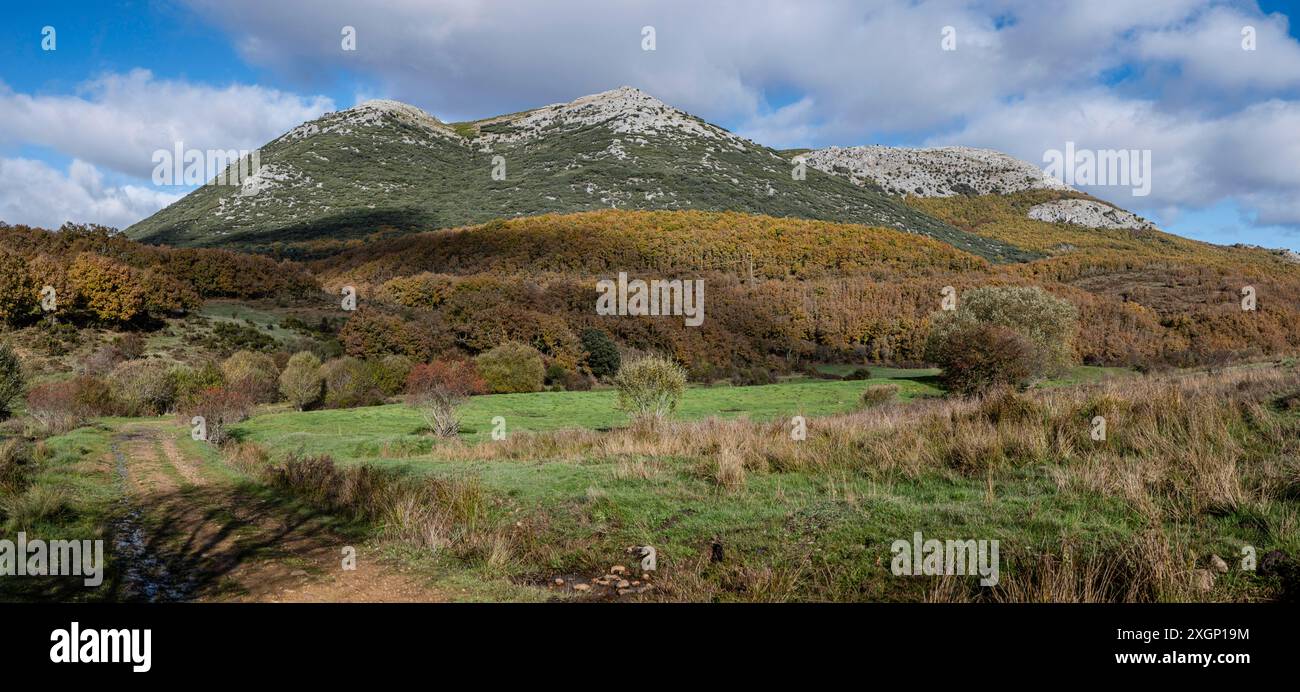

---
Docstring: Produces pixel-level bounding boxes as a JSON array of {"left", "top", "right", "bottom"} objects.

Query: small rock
[
  {"left": 631, "top": 581, "right": 640, "bottom": 586},
  {"left": 1209, "top": 554, "right": 1228, "bottom": 574},
  {"left": 617, "top": 580, "right": 630, "bottom": 589},
  {"left": 1191, "top": 569, "right": 1215, "bottom": 592},
  {"left": 290, "top": 569, "right": 308, "bottom": 577},
  {"left": 611, "top": 565, "right": 627, "bottom": 574},
  {"left": 554, "top": 577, "right": 565, "bottom": 585},
  {"left": 573, "top": 583, "right": 590, "bottom": 592}
]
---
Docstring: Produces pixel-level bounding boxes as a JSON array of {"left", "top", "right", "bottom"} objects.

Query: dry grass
[{"left": 437, "top": 365, "right": 1300, "bottom": 523}]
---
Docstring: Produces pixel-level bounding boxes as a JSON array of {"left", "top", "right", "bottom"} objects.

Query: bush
[
  {"left": 930, "top": 286, "right": 1081, "bottom": 392},
  {"left": 731, "top": 366, "right": 775, "bottom": 386},
  {"left": 170, "top": 361, "right": 225, "bottom": 412},
  {"left": 320, "top": 356, "right": 382, "bottom": 409},
  {"left": 0, "top": 343, "right": 24, "bottom": 420},
  {"left": 406, "top": 360, "right": 486, "bottom": 437},
  {"left": 843, "top": 367, "right": 872, "bottom": 381},
  {"left": 613, "top": 356, "right": 687, "bottom": 426},
  {"left": 0, "top": 439, "right": 34, "bottom": 495},
  {"left": 928, "top": 323, "right": 1038, "bottom": 395},
  {"left": 221, "top": 350, "right": 280, "bottom": 404},
  {"left": 186, "top": 386, "right": 254, "bottom": 446},
  {"left": 25, "top": 380, "right": 84, "bottom": 433},
  {"left": 71, "top": 374, "right": 118, "bottom": 417},
  {"left": 110, "top": 359, "right": 176, "bottom": 416},
  {"left": 859, "top": 384, "right": 899, "bottom": 409},
  {"left": 279, "top": 351, "right": 324, "bottom": 411},
  {"left": 580, "top": 328, "right": 621, "bottom": 379},
  {"left": 474, "top": 341, "right": 545, "bottom": 394},
  {"left": 367, "top": 354, "right": 414, "bottom": 397}
]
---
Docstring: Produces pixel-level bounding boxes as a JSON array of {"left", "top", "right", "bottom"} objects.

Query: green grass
[{"left": 232, "top": 370, "right": 942, "bottom": 461}]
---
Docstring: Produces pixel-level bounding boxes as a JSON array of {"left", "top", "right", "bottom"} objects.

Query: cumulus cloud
[
  {"left": 0, "top": 69, "right": 335, "bottom": 180},
  {"left": 925, "top": 91, "right": 1300, "bottom": 225},
  {"left": 0, "top": 158, "right": 180, "bottom": 230}
]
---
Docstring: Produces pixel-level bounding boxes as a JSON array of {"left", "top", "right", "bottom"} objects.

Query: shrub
[
  {"left": 279, "top": 351, "right": 324, "bottom": 410},
  {"left": 581, "top": 328, "right": 621, "bottom": 379},
  {"left": 222, "top": 350, "right": 280, "bottom": 404},
  {"left": 112, "top": 332, "right": 146, "bottom": 360},
  {"left": 83, "top": 344, "right": 126, "bottom": 375},
  {"left": 406, "top": 360, "right": 486, "bottom": 437},
  {"left": 186, "top": 386, "right": 254, "bottom": 445},
  {"left": 731, "top": 366, "right": 775, "bottom": 386},
  {"left": 110, "top": 359, "right": 176, "bottom": 416},
  {"left": 843, "top": 367, "right": 872, "bottom": 381},
  {"left": 321, "top": 356, "right": 382, "bottom": 409},
  {"left": 170, "top": 361, "right": 225, "bottom": 412},
  {"left": 928, "top": 286, "right": 1078, "bottom": 384},
  {"left": 613, "top": 356, "right": 687, "bottom": 425},
  {"left": 0, "top": 343, "right": 24, "bottom": 420},
  {"left": 367, "top": 354, "right": 414, "bottom": 397},
  {"left": 0, "top": 439, "right": 34, "bottom": 495},
  {"left": 71, "top": 374, "right": 118, "bottom": 417},
  {"left": 928, "top": 323, "right": 1038, "bottom": 395},
  {"left": 859, "top": 384, "right": 899, "bottom": 408},
  {"left": 25, "top": 380, "right": 83, "bottom": 433},
  {"left": 474, "top": 341, "right": 545, "bottom": 394}
]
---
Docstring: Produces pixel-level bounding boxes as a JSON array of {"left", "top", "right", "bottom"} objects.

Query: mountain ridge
[{"left": 124, "top": 87, "right": 1035, "bottom": 261}]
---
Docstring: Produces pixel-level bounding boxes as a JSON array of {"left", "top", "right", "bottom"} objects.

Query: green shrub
[
  {"left": 367, "top": 354, "right": 414, "bottom": 397},
  {"left": 474, "top": 341, "right": 545, "bottom": 394},
  {"left": 0, "top": 342, "right": 24, "bottom": 420},
  {"left": 927, "top": 286, "right": 1077, "bottom": 395},
  {"left": 613, "top": 356, "right": 687, "bottom": 425},
  {"left": 109, "top": 359, "right": 175, "bottom": 415},
  {"left": 580, "top": 328, "right": 621, "bottom": 379},
  {"left": 279, "top": 351, "right": 324, "bottom": 410},
  {"left": 170, "top": 361, "right": 225, "bottom": 412},
  {"left": 321, "top": 356, "right": 382, "bottom": 408},
  {"left": 221, "top": 350, "right": 281, "bottom": 403},
  {"left": 843, "top": 367, "right": 872, "bottom": 381}
]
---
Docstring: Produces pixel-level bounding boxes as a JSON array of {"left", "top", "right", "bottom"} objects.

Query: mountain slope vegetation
[{"left": 125, "top": 88, "right": 1029, "bottom": 262}]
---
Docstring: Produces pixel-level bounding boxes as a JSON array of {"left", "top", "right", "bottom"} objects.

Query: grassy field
[
  {"left": 11, "top": 362, "right": 1295, "bottom": 603},
  {"left": 213, "top": 362, "right": 1296, "bottom": 602},
  {"left": 233, "top": 367, "right": 944, "bottom": 457}
]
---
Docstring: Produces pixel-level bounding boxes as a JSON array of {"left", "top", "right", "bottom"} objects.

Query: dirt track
[{"left": 107, "top": 423, "right": 443, "bottom": 603}]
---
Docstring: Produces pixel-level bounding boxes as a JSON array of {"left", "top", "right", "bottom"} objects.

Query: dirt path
[{"left": 107, "top": 423, "right": 444, "bottom": 603}]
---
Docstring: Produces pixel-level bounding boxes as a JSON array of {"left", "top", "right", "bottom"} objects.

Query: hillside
[
  {"left": 312, "top": 207, "right": 1300, "bottom": 373},
  {"left": 124, "top": 88, "right": 1029, "bottom": 262}
]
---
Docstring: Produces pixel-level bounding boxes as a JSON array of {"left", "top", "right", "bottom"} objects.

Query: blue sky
[{"left": 2, "top": 0, "right": 1300, "bottom": 251}]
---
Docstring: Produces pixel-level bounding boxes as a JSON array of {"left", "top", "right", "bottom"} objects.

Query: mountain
[
  {"left": 125, "top": 87, "right": 1031, "bottom": 261},
  {"left": 795, "top": 145, "right": 1157, "bottom": 231}
]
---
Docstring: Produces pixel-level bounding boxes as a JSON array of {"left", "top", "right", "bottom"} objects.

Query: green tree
[
  {"left": 926, "top": 286, "right": 1078, "bottom": 394},
  {"left": 581, "top": 328, "right": 621, "bottom": 379},
  {"left": 474, "top": 341, "right": 545, "bottom": 393},
  {"left": 222, "top": 350, "right": 281, "bottom": 403},
  {"left": 279, "top": 351, "right": 324, "bottom": 411}
]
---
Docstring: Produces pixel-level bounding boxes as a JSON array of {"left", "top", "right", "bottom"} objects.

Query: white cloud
[
  {"left": 0, "top": 69, "right": 335, "bottom": 180},
  {"left": 0, "top": 158, "right": 180, "bottom": 230},
  {"left": 925, "top": 91, "right": 1300, "bottom": 225}
]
